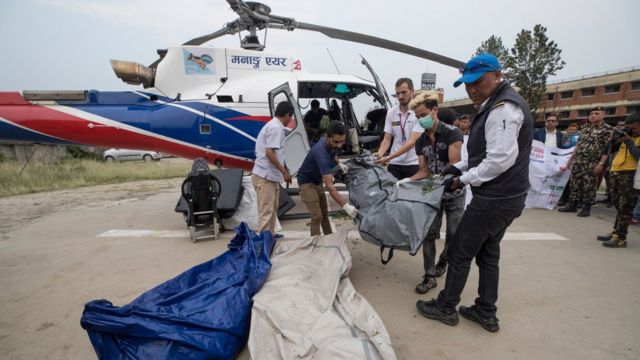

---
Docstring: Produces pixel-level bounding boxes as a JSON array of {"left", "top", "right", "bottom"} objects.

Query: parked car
[{"left": 103, "top": 148, "right": 162, "bottom": 162}]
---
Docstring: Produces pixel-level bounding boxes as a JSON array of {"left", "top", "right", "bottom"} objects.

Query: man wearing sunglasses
[
  {"left": 533, "top": 114, "right": 563, "bottom": 147},
  {"left": 416, "top": 53, "right": 533, "bottom": 333}
]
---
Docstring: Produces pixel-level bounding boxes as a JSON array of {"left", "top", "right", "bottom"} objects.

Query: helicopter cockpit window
[{"left": 297, "top": 82, "right": 387, "bottom": 153}]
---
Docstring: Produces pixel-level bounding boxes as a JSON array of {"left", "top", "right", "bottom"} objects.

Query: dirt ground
[{"left": 1, "top": 179, "right": 639, "bottom": 360}]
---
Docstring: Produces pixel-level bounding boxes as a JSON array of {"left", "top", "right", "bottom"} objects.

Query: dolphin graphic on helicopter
[{"left": 0, "top": 0, "right": 463, "bottom": 173}]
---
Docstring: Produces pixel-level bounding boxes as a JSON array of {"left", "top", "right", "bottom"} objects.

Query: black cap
[{"left": 589, "top": 105, "right": 604, "bottom": 113}]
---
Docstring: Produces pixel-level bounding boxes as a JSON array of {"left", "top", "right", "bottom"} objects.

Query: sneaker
[
  {"left": 459, "top": 305, "right": 500, "bottom": 332},
  {"left": 602, "top": 236, "right": 627, "bottom": 248},
  {"left": 435, "top": 261, "right": 447, "bottom": 277},
  {"left": 596, "top": 231, "right": 616, "bottom": 241},
  {"left": 274, "top": 233, "right": 284, "bottom": 239},
  {"left": 631, "top": 218, "right": 639, "bottom": 225},
  {"left": 415, "top": 276, "right": 437, "bottom": 294},
  {"left": 416, "top": 299, "right": 459, "bottom": 326}
]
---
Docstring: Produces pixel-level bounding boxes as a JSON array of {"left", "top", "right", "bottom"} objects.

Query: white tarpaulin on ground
[
  {"left": 221, "top": 176, "right": 282, "bottom": 232},
  {"left": 525, "top": 140, "right": 574, "bottom": 210},
  {"left": 248, "top": 231, "right": 396, "bottom": 360}
]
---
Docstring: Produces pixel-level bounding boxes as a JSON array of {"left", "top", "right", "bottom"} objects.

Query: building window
[
  {"left": 631, "top": 81, "right": 640, "bottom": 91},
  {"left": 605, "top": 107, "right": 616, "bottom": 116},
  {"left": 604, "top": 84, "right": 621, "bottom": 94},
  {"left": 200, "top": 124, "right": 211, "bottom": 134},
  {"left": 578, "top": 109, "right": 590, "bottom": 117},
  {"left": 580, "top": 87, "right": 595, "bottom": 97},
  {"left": 559, "top": 111, "right": 570, "bottom": 119},
  {"left": 626, "top": 105, "right": 640, "bottom": 115},
  {"left": 547, "top": 93, "right": 555, "bottom": 101},
  {"left": 560, "top": 91, "right": 573, "bottom": 99}
]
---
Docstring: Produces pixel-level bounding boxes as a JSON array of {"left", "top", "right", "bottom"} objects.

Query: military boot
[
  {"left": 597, "top": 230, "right": 617, "bottom": 241},
  {"left": 577, "top": 204, "right": 591, "bottom": 217},
  {"left": 558, "top": 202, "right": 577, "bottom": 212},
  {"left": 415, "top": 275, "right": 437, "bottom": 294},
  {"left": 602, "top": 233, "right": 627, "bottom": 248}
]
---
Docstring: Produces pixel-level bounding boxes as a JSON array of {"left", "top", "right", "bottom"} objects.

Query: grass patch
[{"left": 0, "top": 159, "right": 192, "bottom": 197}]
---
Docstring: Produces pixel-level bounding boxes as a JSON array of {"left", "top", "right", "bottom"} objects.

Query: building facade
[{"left": 441, "top": 66, "right": 640, "bottom": 127}]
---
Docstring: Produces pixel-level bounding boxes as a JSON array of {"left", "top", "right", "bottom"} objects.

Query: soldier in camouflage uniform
[
  {"left": 559, "top": 106, "right": 612, "bottom": 217},
  {"left": 597, "top": 114, "right": 640, "bottom": 247}
]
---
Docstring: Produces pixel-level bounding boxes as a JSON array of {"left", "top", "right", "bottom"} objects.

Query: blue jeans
[
  {"left": 436, "top": 194, "right": 526, "bottom": 318},
  {"left": 634, "top": 198, "right": 640, "bottom": 219},
  {"left": 422, "top": 191, "right": 466, "bottom": 277}
]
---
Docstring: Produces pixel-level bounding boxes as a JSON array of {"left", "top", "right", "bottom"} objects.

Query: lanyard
[{"left": 398, "top": 112, "right": 409, "bottom": 142}]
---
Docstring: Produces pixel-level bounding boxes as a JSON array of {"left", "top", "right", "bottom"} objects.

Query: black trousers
[
  {"left": 387, "top": 164, "right": 419, "bottom": 180},
  {"left": 436, "top": 194, "right": 526, "bottom": 318}
]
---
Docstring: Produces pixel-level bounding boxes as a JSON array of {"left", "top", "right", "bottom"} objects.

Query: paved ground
[{"left": 0, "top": 179, "right": 639, "bottom": 359}]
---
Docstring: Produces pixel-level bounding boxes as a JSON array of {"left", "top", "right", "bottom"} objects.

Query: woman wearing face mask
[{"left": 395, "top": 90, "right": 465, "bottom": 295}]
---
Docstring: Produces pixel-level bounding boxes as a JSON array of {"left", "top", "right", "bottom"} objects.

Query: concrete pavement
[{"left": 0, "top": 180, "right": 638, "bottom": 359}]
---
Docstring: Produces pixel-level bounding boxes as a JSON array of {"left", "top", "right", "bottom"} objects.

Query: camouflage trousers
[
  {"left": 569, "top": 161, "right": 598, "bottom": 204},
  {"left": 610, "top": 171, "right": 639, "bottom": 237}
]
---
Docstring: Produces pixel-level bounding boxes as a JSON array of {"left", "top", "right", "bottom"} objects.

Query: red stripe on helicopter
[
  {"left": 225, "top": 115, "right": 272, "bottom": 122},
  {"left": 0, "top": 102, "right": 255, "bottom": 170},
  {"left": 0, "top": 92, "right": 31, "bottom": 105},
  {"left": 226, "top": 114, "right": 297, "bottom": 130}
]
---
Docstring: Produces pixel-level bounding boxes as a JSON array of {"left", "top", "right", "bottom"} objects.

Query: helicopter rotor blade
[
  {"left": 272, "top": 22, "right": 464, "bottom": 69},
  {"left": 149, "top": 0, "right": 465, "bottom": 70},
  {"left": 183, "top": 26, "right": 235, "bottom": 46}
]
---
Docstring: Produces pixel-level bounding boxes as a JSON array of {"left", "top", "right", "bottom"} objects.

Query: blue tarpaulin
[{"left": 80, "top": 223, "right": 274, "bottom": 360}]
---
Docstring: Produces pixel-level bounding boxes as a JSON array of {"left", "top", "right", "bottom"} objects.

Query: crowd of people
[{"left": 249, "top": 53, "right": 639, "bottom": 333}]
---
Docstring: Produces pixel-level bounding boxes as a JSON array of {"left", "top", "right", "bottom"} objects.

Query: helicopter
[{"left": 0, "top": 0, "right": 464, "bottom": 173}]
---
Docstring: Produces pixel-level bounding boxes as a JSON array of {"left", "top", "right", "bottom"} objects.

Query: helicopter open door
[
  {"left": 360, "top": 55, "right": 393, "bottom": 109},
  {"left": 268, "top": 83, "right": 310, "bottom": 175}
]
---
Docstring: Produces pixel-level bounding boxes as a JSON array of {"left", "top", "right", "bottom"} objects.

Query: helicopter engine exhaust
[{"left": 110, "top": 60, "right": 155, "bottom": 88}]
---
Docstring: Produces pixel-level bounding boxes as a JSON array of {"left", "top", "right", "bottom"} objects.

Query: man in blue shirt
[{"left": 297, "top": 121, "right": 357, "bottom": 236}]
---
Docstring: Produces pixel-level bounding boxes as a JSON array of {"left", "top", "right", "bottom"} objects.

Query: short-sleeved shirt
[
  {"left": 296, "top": 139, "right": 338, "bottom": 185},
  {"left": 414, "top": 121, "right": 463, "bottom": 175},
  {"left": 252, "top": 118, "right": 287, "bottom": 182},
  {"left": 383, "top": 105, "right": 422, "bottom": 166}
]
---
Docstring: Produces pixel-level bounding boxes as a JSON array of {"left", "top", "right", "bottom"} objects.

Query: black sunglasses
[{"left": 459, "top": 61, "right": 499, "bottom": 74}]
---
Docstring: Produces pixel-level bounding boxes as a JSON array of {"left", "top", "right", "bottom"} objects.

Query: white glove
[
  {"left": 342, "top": 203, "right": 358, "bottom": 218},
  {"left": 395, "top": 178, "right": 411, "bottom": 188},
  {"left": 338, "top": 162, "right": 349, "bottom": 174}
]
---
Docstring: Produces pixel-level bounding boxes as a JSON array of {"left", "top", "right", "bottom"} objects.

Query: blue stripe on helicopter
[
  {"left": 55, "top": 92, "right": 262, "bottom": 159},
  {"left": 0, "top": 120, "right": 77, "bottom": 145}
]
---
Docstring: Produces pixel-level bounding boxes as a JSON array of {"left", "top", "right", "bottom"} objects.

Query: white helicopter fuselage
[{"left": 0, "top": 46, "right": 389, "bottom": 173}]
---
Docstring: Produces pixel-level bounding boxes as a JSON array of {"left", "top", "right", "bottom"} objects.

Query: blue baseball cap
[{"left": 453, "top": 53, "right": 502, "bottom": 88}]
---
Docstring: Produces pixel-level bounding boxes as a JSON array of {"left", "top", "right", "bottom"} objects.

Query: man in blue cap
[{"left": 415, "top": 53, "right": 533, "bottom": 332}]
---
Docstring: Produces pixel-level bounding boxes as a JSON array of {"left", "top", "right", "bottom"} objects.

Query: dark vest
[{"left": 467, "top": 81, "right": 533, "bottom": 199}]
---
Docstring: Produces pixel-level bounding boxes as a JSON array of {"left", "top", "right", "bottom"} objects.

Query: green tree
[
  {"left": 505, "top": 24, "right": 565, "bottom": 110},
  {"left": 474, "top": 35, "right": 509, "bottom": 66}
]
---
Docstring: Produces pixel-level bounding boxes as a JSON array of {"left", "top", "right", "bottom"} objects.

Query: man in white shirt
[
  {"left": 252, "top": 101, "right": 293, "bottom": 236},
  {"left": 416, "top": 54, "right": 533, "bottom": 333},
  {"left": 374, "top": 78, "right": 423, "bottom": 179},
  {"left": 533, "top": 114, "right": 562, "bottom": 147}
]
